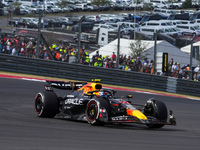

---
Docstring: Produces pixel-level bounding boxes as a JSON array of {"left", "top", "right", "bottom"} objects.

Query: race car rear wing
[{"left": 46, "top": 81, "right": 87, "bottom": 90}]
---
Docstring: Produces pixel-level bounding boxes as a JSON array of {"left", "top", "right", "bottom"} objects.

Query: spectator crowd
[{"left": 0, "top": 34, "right": 199, "bottom": 81}]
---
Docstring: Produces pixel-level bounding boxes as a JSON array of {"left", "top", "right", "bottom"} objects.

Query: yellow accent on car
[
  {"left": 132, "top": 110, "right": 147, "bottom": 120},
  {"left": 92, "top": 79, "right": 101, "bottom": 82},
  {"left": 128, "top": 95, "right": 133, "bottom": 98},
  {"left": 127, "top": 109, "right": 147, "bottom": 120},
  {"left": 78, "top": 83, "right": 102, "bottom": 94}
]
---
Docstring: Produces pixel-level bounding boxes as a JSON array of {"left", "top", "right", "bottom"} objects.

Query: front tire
[
  {"left": 144, "top": 99, "right": 168, "bottom": 128},
  {"left": 35, "top": 91, "right": 59, "bottom": 118}
]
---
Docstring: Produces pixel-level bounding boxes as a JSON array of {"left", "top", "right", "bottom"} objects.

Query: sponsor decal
[
  {"left": 67, "top": 95, "right": 74, "bottom": 98},
  {"left": 65, "top": 98, "right": 83, "bottom": 105},
  {"left": 112, "top": 116, "right": 128, "bottom": 121},
  {"left": 50, "top": 82, "right": 71, "bottom": 87},
  {"left": 162, "top": 53, "right": 168, "bottom": 73},
  {"left": 75, "top": 84, "right": 83, "bottom": 87}
]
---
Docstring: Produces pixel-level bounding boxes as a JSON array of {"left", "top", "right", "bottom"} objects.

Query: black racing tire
[
  {"left": 86, "top": 97, "right": 110, "bottom": 126},
  {"left": 146, "top": 100, "right": 168, "bottom": 128},
  {"left": 35, "top": 91, "right": 59, "bottom": 118}
]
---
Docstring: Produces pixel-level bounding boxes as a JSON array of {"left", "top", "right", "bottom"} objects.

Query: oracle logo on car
[{"left": 65, "top": 98, "right": 83, "bottom": 105}]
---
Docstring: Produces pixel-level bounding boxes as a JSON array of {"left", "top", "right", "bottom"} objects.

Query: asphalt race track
[{"left": 0, "top": 77, "right": 200, "bottom": 150}]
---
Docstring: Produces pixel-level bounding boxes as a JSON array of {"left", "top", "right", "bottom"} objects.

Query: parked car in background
[
  {"left": 139, "top": 26, "right": 166, "bottom": 37},
  {"left": 67, "top": 15, "right": 83, "bottom": 25},
  {"left": 141, "top": 20, "right": 169, "bottom": 27},
  {"left": 169, "top": 2, "right": 182, "bottom": 9},
  {"left": 75, "top": 3, "right": 87, "bottom": 11},
  {"left": 99, "top": 14, "right": 118, "bottom": 22},
  {"left": 109, "top": 2, "right": 124, "bottom": 11},
  {"left": 190, "top": 19, "right": 200, "bottom": 27},
  {"left": 48, "top": 5, "right": 61, "bottom": 13},
  {"left": 36, "top": 5, "right": 52, "bottom": 14},
  {"left": 9, "top": 17, "right": 38, "bottom": 28},
  {"left": 71, "top": 22, "right": 94, "bottom": 32},
  {"left": 167, "top": 13, "right": 190, "bottom": 20},
  {"left": 47, "top": 18, "right": 62, "bottom": 27},
  {"left": 20, "top": 5, "right": 32, "bottom": 14},
  {"left": 139, "top": 14, "right": 163, "bottom": 24},
  {"left": 85, "top": 15, "right": 101, "bottom": 23},
  {"left": 87, "top": 3, "right": 98, "bottom": 11},
  {"left": 106, "top": 22, "right": 132, "bottom": 35},
  {"left": 60, "top": 6, "right": 73, "bottom": 13},
  {"left": 162, "top": 27, "right": 179, "bottom": 38},
  {"left": 129, "top": 13, "right": 143, "bottom": 22},
  {"left": 25, "top": 5, "right": 39, "bottom": 14},
  {"left": 92, "top": 24, "right": 117, "bottom": 32},
  {"left": 154, "top": 8, "right": 176, "bottom": 18},
  {"left": 190, "top": 13, "right": 200, "bottom": 21},
  {"left": 150, "top": 0, "right": 171, "bottom": 9},
  {"left": 58, "top": 17, "right": 74, "bottom": 26},
  {"left": 128, "top": 2, "right": 144, "bottom": 10},
  {"left": 176, "top": 24, "right": 200, "bottom": 36},
  {"left": 171, "top": 20, "right": 183, "bottom": 26},
  {"left": 120, "top": 22, "right": 141, "bottom": 31},
  {"left": 109, "top": 14, "right": 125, "bottom": 22},
  {"left": 173, "top": 27, "right": 183, "bottom": 36}
]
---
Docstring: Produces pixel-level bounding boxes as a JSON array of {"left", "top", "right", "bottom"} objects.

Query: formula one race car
[{"left": 34, "top": 79, "right": 176, "bottom": 128}]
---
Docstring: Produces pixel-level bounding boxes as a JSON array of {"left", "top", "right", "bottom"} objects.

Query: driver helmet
[{"left": 99, "top": 91, "right": 107, "bottom": 98}]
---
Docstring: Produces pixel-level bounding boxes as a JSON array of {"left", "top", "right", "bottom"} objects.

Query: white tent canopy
[
  {"left": 89, "top": 39, "right": 199, "bottom": 67},
  {"left": 89, "top": 39, "right": 161, "bottom": 59},
  {"left": 180, "top": 41, "right": 200, "bottom": 55}
]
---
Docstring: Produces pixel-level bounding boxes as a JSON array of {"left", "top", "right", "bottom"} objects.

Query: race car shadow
[
  {"left": 56, "top": 117, "right": 182, "bottom": 131},
  {"left": 103, "top": 123, "right": 182, "bottom": 131},
  {"left": 56, "top": 117, "right": 88, "bottom": 124}
]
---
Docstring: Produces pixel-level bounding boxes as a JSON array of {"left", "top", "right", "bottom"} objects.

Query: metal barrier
[
  {"left": 0, "top": 54, "right": 200, "bottom": 97},
  {"left": 176, "top": 79, "right": 200, "bottom": 97}
]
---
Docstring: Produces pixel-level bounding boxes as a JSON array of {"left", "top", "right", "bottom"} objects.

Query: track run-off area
[{"left": 0, "top": 72, "right": 200, "bottom": 150}]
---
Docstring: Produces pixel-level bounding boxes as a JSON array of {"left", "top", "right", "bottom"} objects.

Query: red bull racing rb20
[{"left": 35, "top": 79, "right": 176, "bottom": 128}]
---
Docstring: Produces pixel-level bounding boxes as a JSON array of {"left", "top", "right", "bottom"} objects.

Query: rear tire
[
  {"left": 86, "top": 98, "right": 110, "bottom": 126},
  {"left": 35, "top": 91, "right": 59, "bottom": 118}
]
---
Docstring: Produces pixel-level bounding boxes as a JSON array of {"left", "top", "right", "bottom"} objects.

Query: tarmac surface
[{"left": 0, "top": 75, "right": 200, "bottom": 150}]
